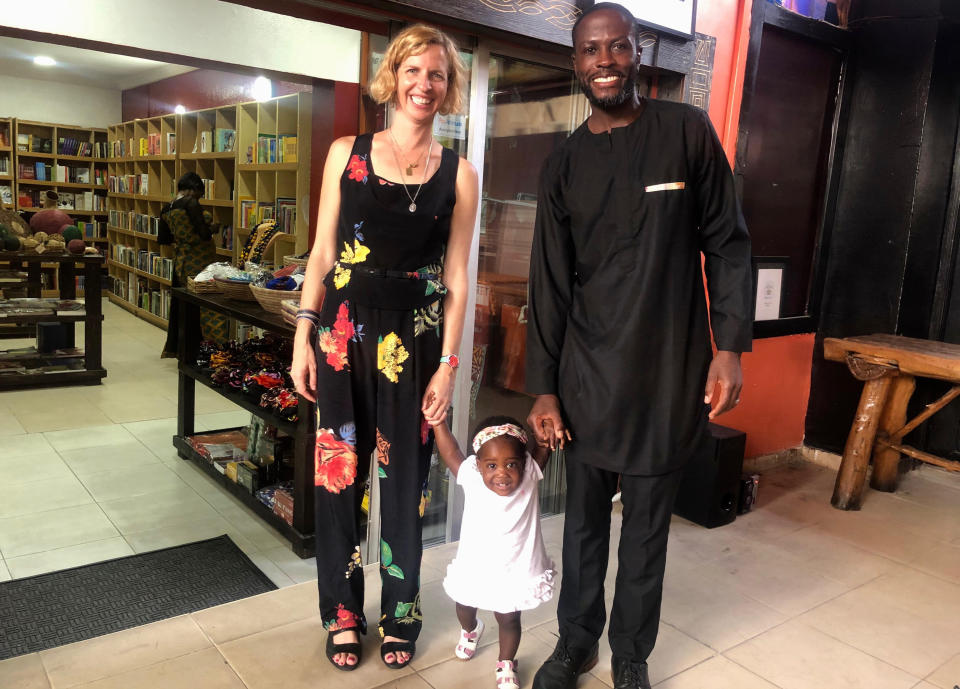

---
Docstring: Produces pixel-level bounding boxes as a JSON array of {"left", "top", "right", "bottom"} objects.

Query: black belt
[{"left": 347, "top": 265, "right": 440, "bottom": 281}]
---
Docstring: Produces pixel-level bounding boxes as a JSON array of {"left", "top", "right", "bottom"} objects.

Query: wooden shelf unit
[
  {"left": 13, "top": 120, "right": 108, "bottom": 234},
  {"left": 235, "top": 92, "right": 311, "bottom": 267},
  {"left": 105, "top": 94, "right": 311, "bottom": 331},
  {"left": 106, "top": 115, "right": 178, "bottom": 327},
  {"left": 0, "top": 117, "right": 13, "bottom": 210}
]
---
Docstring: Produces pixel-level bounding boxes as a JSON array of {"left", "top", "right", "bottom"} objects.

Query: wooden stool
[{"left": 825, "top": 334, "right": 960, "bottom": 509}]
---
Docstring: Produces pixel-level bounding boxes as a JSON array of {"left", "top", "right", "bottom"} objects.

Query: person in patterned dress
[{"left": 291, "top": 24, "right": 479, "bottom": 672}]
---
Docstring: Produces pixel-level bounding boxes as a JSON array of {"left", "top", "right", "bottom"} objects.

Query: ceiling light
[
  {"left": 252, "top": 76, "right": 271, "bottom": 102},
  {"left": 33, "top": 56, "right": 56, "bottom": 67},
  {"left": 174, "top": 105, "right": 186, "bottom": 114}
]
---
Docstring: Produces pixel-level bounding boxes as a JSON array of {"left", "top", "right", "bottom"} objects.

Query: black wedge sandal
[
  {"left": 380, "top": 640, "right": 416, "bottom": 669},
  {"left": 326, "top": 631, "right": 362, "bottom": 672}
]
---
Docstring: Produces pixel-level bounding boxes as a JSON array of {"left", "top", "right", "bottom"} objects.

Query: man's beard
[{"left": 576, "top": 68, "right": 637, "bottom": 110}]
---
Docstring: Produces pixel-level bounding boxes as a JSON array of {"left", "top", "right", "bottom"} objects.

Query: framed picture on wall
[
  {"left": 617, "top": 0, "right": 698, "bottom": 39},
  {"left": 753, "top": 257, "right": 787, "bottom": 321}
]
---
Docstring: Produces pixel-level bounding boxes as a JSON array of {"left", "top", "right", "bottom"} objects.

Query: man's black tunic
[{"left": 526, "top": 99, "right": 753, "bottom": 475}]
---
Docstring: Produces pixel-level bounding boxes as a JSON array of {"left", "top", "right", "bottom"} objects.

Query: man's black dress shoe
[
  {"left": 531, "top": 639, "right": 599, "bottom": 689},
  {"left": 611, "top": 657, "right": 651, "bottom": 689}
]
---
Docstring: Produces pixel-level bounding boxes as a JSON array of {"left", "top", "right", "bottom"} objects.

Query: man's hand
[
  {"left": 704, "top": 350, "right": 743, "bottom": 419},
  {"left": 527, "top": 394, "right": 572, "bottom": 451}
]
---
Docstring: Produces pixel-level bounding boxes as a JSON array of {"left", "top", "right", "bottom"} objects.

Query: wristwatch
[{"left": 440, "top": 354, "right": 460, "bottom": 370}]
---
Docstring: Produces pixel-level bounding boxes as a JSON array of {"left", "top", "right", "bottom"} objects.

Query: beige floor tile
[
  {"left": 857, "top": 491, "right": 960, "bottom": 543},
  {"left": 659, "top": 564, "right": 787, "bottom": 652},
  {"left": 0, "top": 475, "right": 94, "bottom": 519},
  {"left": 418, "top": 631, "right": 554, "bottom": 688},
  {"left": 5, "top": 537, "right": 134, "bottom": 579},
  {"left": 0, "top": 451, "right": 74, "bottom": 488},
  {"left": 121, "top": 513, "right": 240, "bottom": 554},
  {"left": 99, "top": 487, "right": 217, "bottom": 534},
  {"left": 0, "top": 653, "right": 51, "bottom": 689},
  {"left": 709, "top": 538, "right": 855, "bottom": 617},
  {"left": 370, "top": 675, "right": 438, "bottom": 689},
  {"left": 17, "top": 408, "right": 117, "bottom": 434},
  {"left": 69, "top": 647, "right": 245, "bottom": 689},
  {"left": 78, "top": 463, "right": 190, "bottom": 503},
  {"left": 0, "top": 414, "right": 27, "bottom": 436},
  {"left": 166, "top": 460, "right": 247, "bottom": 511},
  {"left": 261, "top": 546, "right": 319, "bottom": 584},
  {"left": 2, "top": 433, "right": 55, "bottom": 459},
  {"left": 193, "top": 580, "right": 318, "bottom": 644},
  {"left": 914, "top": 683, "right": 942, "bottom": 689},
  {"left": 241, "top": 549, "right": 297, "bottom": 588},
  {"left": 409, "top": 579, "right": 500, "bottom": 671},
  {"left": 655, "top": 655, "right": 778, "bottom": 689},
  {"left": 911, "top": 542, "right": 960, "bottom": 584},
  {"left": 0, "top": 558, "right": 10, "bottom": 581},
  {"left": 800, "top": 569, "right": 960, "bottom": 677},
  {"left": 196, "top": 410, "right": 253, "bottom": 431},
  {"left": 39, "top": 615, "right": 211, "bottom": 689},
  {"left": 813, "top": 508, "right": 943, "bottom": 566},
  {"left": 726, "top": 620, "right": 919, "bottom": 689},
  {"left": 218, "top": 616, "right": 415, "bottom": 689},
  {"left": 98, "top": 399, "right": 181, "bottom": 425},
  {"left": 43, "top": 425, "right": 137, "bottom": 452},
  {"left": 217, "top": 505, "right": 289, "bottom": 552},
  {"left": 57, "top": 441, "right": 161, "bottom": 477},
  {"left": 0, "top": 503, "right": 119, "bottom": 559},
  {"left": 583, "top": 621, "right": 714, "bottom": 687},
  {"left": 926, "top": 652, "right": 960, "bottom": 689}
]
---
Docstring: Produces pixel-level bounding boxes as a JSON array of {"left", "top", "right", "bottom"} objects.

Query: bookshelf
[
  {"left": 235, "top": 92, "right": 312, "bottom": 266},
  {"left": 0, "top": 118, "right": 13, "bottom": 210},
  {"left": 104, "top": 93, "right": 311, "bottom": 331},
  {"left": 105, "top": 115, "right": 178, "bottom": 328},
  {"left": 13, "top": 120, "right": 108, "bottom": 242}
]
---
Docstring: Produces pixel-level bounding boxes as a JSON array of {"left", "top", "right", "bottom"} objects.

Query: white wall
[
  {"left": 0, "top": 74, "right": 120, "bottom": 128},
  {"left": 4, "top": 0, "right": 361, "bottom": 83}
]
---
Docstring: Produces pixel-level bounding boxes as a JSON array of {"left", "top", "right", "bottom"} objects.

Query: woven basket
[
  {"left": 213, "top": 277, "right": 256, "bottom": 301},
  {"left": 251, "top": 284, "right": 301, "bottom": 313},
  {"left": 283, "top": 255, "right": 309, "bottom": 268},
  {"left": 188, "top": 277, "right": 221, "bottom": 294}
]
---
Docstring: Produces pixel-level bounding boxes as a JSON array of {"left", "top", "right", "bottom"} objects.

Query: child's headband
[{"left": 472, "top": 423, "right": 528, "bottom": 454}]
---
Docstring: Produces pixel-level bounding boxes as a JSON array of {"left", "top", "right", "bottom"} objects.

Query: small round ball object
[
  {"left": 62, "top": 225, "right": 83, "bottom": 242},
  {"left": 33, "top": 231, "right": 48, "bottom": 244},
  {"left": 3, "top": 235, "right": 20, "bottom": 251},
  {"left": 68, "top": 239, "right": 86, "bottom": 254}
]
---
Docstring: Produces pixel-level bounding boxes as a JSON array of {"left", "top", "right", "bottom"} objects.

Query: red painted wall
[
  {"left": 121, "top": 69, "right": 310, "bottom": 121},
  {"left": 697, "top": 0, "right": 814, "bottom": 457}
]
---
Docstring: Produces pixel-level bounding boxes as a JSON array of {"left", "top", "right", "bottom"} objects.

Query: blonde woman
[{"left": 291, "top": 24, "right": 478, "bottom": 671}]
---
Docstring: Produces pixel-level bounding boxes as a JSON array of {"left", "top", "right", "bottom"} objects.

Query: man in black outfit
[{"left": 525, "top": 4, "right": 753, "bottom": 688}]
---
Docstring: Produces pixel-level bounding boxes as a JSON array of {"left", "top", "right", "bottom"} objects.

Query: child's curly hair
[{"left": 471, "top": 415, "right": 527, "bottom": 455}]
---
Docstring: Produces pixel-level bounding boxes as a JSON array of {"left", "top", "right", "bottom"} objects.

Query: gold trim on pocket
[{"left": 644, "top": 182, "right": 686, "bottom": 192}]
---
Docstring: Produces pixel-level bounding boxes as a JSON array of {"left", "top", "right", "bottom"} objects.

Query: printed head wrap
[{"left": 472, "top": 423, "right": 528, "bottom": 454}]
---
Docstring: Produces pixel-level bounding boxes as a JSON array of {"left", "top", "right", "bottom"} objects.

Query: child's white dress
[{"left": 443, "top": 454, "right": 555, "bottom": 613}]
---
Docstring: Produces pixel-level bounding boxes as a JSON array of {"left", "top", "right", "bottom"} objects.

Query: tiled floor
[{"left": 3, "top": 301, "right": 960, "bottom": 688}]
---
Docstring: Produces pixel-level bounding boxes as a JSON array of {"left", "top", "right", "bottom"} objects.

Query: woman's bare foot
[
  {"left": 382, "top": 635, "right": 412, "bottom": 665},
  {"left": 331, "top": 630, "right": 360, "bottom": 667}
]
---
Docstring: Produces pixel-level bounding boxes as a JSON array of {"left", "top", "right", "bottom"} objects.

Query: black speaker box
[{"left": 673, "top": 422, "right": 746, "bottom": 528}]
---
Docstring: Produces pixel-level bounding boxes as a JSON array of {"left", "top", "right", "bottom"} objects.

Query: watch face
[{"left": 449, "top": 354, "right": 460, "bottom": 368}]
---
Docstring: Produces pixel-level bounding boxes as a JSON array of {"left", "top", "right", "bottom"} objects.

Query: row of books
[
  {"left": 0, "top": 298, "right": 85, "bottom": 318},
  {"left": 195, "top": 128, "right": 236, "bottom": 154},
  {"left": 252, "top": 134, "right": 297, "bottom": 164},
  {"left": 0, "top": 156, "right": 9, "bottom": 174},
  {"left": 0, "top": 127, "right": 9, "bottom": 147},
  {"left": 58, "top": 137, "right": 106, "bottom": 158},
  {"left": 16, "top": 135, "right": 52, "bottom": 154},
  {"left": 108, "top": 210, "right": 160, "bottom": 235},
  {"left": 108, "top": 174, "right": 150, "bottom": 194},
  {"left": 112, "top": 243, "right": 137, "bottom": 268},
  {"left": 137, "top": 251, "right": 173, "bottom": 280},
  {"left": 112, "top": 275, "right": 171, "bottom": 320},
  {"left": 16, "top": 189, "right": 105, "bottom": 211},
  {"left": 77, "top": 221, "right": 107, "bottom": 239},
  {"left": 111, "top": 133, "right": 177, "bottom": 158},
  {"left": 19, "top": 163, "right": 106, "bottom": 184}
]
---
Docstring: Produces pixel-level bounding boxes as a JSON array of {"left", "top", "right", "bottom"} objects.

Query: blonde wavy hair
[{"left": 369, "top": 24, "right": 468, "bottom": 116}]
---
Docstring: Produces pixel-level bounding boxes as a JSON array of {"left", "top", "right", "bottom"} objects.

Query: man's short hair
[{"left": 572, "top": 2, "right": 639, "bottom": 44}]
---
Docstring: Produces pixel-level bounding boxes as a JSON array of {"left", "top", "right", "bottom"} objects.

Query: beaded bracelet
[{"left": 295, "top": 310, "right": 321, "bottom": 328}]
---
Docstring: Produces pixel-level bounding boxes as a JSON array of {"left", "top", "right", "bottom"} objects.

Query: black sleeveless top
[{"left": 322, "top": 133, "right": 459, "bottom": 311}]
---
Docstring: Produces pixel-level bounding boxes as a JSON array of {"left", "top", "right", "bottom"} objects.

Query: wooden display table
[
  {"left": 824, "top": 334, "right": 960, "bottom": 509},
  {"left": 172, "top": 288, "right": 315, "bottom": 557},
  {"left": 0, "top": 251, "right": 105, "bottom": 388}
]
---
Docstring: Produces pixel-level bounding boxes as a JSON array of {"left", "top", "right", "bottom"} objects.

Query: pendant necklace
[
  {"left": 387, "top": 128, "right": 424, "bottom": 176},
  {"left": 387, "top": 130, "right": 434, "bottom": 213}
]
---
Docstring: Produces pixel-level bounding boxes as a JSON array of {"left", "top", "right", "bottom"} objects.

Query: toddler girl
[{"left": 431, "top": 415, "right": 555, "bottom": 689}]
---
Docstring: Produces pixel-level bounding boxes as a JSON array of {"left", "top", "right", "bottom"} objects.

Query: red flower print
[
  {"left": 318, "top": 301, "right": 361, "bottom": 372},
  {"left": 325, "top": 604, "right": 360, "bottom": 631},
  {"left": 334, "top": 302, "right": 355, "bottom": 341},
  {"left": 376, "top": 429, "right": 391, "bottom": 466},
  {"left": 347, "top": 155, "right": 368, "bottom": 183},
  {"left": 315, "top": 428, "right": 358, "bottom": 493}
]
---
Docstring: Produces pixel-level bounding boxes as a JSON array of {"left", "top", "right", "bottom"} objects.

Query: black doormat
[{"left": 0, "top": 535, "right": 278, "bottom": 660}]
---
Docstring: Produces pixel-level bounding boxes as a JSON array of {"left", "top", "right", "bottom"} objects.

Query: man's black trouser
[{"left": 556, "top": 458, "right": 684, "bottom": 662}]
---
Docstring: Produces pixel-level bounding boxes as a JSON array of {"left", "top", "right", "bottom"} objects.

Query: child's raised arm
[{"left": 432, "top": 420, "right": 466, "bottom": 478}]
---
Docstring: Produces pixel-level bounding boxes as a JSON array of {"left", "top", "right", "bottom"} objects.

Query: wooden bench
[{"left": 824, "top": 334, "right": 960, "bottom": 510}]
